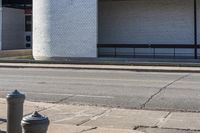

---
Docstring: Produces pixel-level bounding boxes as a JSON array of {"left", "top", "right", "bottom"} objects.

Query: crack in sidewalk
[
  {"left": 52, "top": 95, "right": 75, "bottom": 104},
  {"left": 156, "top": 112, "right": 171, "bottom": 127},
  {"left": 140, "top": 74, "right": 190, "bottom": 109},
  {"left": 76, "top": 127, "right": 98, "bottom": 133},
  {"left": 133, "top": 125, "right": 158, "bottom": 130},
  {"left": 25, "top": 95, "right": 76, "bottom": 115},
  {"left": 76, "top": 109, "right": 111, "bottom": 126}
]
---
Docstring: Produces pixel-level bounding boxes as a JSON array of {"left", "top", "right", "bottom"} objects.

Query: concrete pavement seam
[
  {"left": 142, "top": 106, "right": 200, "bottom": 113},
  {"left": 159, "top": 127, "right": 200, "bottom": 132},
  {"left": 140, "top": 74, "right": 190, "bottom": 109},
  {"left": 135, "top": 126, "right": 200, "bottom": 132}
]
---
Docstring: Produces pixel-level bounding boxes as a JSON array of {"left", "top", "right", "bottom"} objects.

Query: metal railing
[{"left": 98, "top": 44, "right": 200, "bottom": 59}]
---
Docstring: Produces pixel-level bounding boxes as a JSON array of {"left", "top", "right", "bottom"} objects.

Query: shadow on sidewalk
[
  {"left": 0, "top": 131, "right": 6, "bottom": 133},
  {"left": 0, "top": 119, "right": 6, "bottom": 123},
  {"left": 0, "top": 118, "right": 7, "bottom": 133}
]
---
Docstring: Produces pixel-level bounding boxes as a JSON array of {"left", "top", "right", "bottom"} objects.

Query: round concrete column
[{"left": 33, "top": 0, "right": 98, "bottom": 60}]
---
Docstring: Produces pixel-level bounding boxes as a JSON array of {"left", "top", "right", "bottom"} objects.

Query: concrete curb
[
  {"left": 0, "top": 54, "right": 200, "bottom": 72},
  {"left": 1, "top": 58, "right": 200, "bottom": 67},
  {"left": 0, "top": 62, "right": 200, "bottom": 73},
  {"left": 2, "top": 56, "right": 200, "bottom": 66}
]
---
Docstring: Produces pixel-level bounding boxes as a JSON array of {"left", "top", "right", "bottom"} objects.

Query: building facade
[
  {"left": 33, "top": 0, "right": 200, "bottom": 60},
  {"left": 1, "top": 0, "right": 200, "bottom": 59},
  {"left": 1, "top": 0, "right": 32, "bottom": 50}
]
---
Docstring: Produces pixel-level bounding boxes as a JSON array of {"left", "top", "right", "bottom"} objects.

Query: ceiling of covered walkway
[{"left": 2, "top": 0, "right": 32, "bottom": 9}]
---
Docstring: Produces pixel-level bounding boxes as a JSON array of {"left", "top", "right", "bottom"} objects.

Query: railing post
[
  {"left": 7, "top": 90, "right": 25, "bottom": 133},
  {"left": 21, "top": 111, "right": 49, "bottom": 133}
]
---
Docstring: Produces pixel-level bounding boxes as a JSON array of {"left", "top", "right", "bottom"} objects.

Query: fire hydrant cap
[
  {"left": 22, "top": 111, "right": 49, "bottom": 125},
  {"left": 7, "top": 90, "right": 25, "bottom": 99}
]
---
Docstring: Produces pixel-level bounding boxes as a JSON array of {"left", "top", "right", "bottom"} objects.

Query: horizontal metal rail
[
  {"left": 98, "top": 44, "right": 200, "bottom": 58},
  {"left": 98, "top": 44, "right": 200, "bottom": 48}
]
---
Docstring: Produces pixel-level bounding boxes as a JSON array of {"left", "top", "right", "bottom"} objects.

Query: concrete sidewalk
[{"left": 0, "top": 99, "right": 200, "bottom": 133}]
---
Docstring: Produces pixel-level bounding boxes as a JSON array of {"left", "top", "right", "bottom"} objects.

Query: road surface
[{"left": 0, "top": 67, "right": 199, "bottom": 112}]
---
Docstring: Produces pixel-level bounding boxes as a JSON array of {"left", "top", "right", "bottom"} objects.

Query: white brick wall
[
  {"left": 33, "top": 0, "right": 98, "bottom": 60},
  {"left": 98, "top": 0, "right": 195, "bottom": 57}
]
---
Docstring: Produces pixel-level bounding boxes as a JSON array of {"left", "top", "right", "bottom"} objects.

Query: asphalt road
[{"left": 0, "top": 67, "right": 199, "bottom": 112}]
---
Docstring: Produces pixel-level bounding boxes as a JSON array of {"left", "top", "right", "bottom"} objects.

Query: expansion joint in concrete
[
  {"left": 159, "top": 127, "right": 200, "bottom": 132},
  {"left": 140, "top": 74, "right": 190, "bottom": 109},
  {"left": 135, "top": 126, "right": 200, "bottom": 132}
]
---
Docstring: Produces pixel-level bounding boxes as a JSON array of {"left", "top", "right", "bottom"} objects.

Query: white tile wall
[{"left": 33, "top": 0, "right": 98, "bottom": 60}]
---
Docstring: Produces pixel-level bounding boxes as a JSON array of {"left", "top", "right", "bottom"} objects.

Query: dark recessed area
[{"left": 2, "top": 0, "right": 32, "bottom": 9}]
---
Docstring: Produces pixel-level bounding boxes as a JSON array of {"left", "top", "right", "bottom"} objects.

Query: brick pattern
[{"left": 33, "top": 0, "right": 97, "bottom": 59}]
